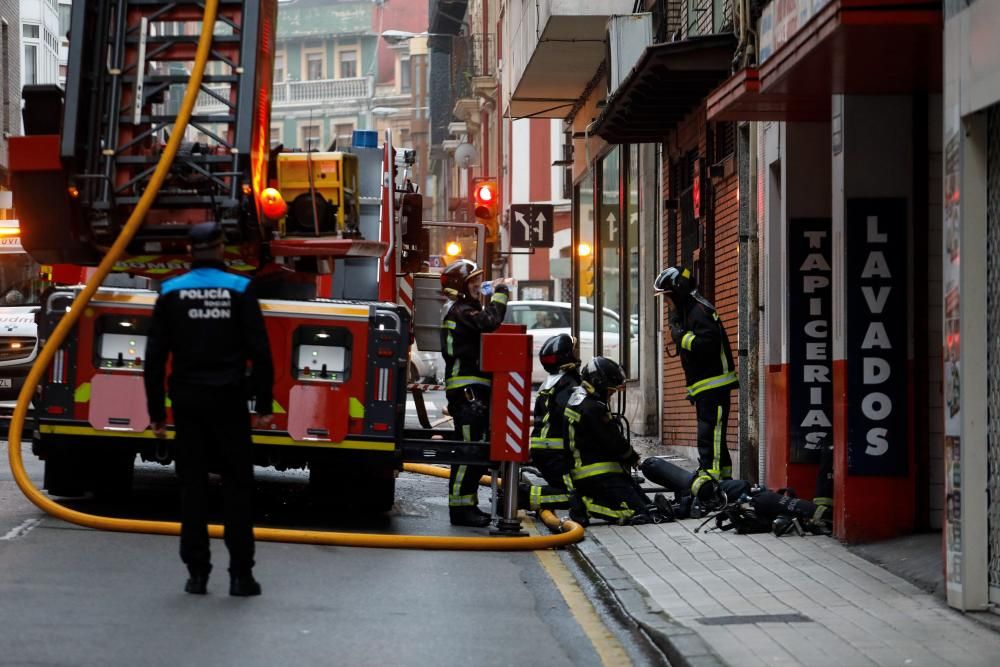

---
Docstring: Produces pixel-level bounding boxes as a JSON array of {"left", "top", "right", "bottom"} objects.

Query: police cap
[{"left": 190, "top": 221, "right": 223, "bottom": 250}]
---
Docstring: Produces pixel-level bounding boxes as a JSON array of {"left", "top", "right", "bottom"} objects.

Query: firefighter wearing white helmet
[
  {"left": 654, "top": 266, "right": 738, "bottom": 503},
  {"left": 439, "top": 259, "right": 509, "bottom": 527}
]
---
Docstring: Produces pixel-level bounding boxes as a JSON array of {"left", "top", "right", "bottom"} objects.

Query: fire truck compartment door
[
  {"left": 288, "top": 384, "right": 349, "bottom": 442},
  {"left": 88, "top": 373, "right": 151, "bottom": 432}
]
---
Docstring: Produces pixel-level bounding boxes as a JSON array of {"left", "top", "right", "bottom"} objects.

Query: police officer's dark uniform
[
  {"left": 655, "top": 266, "right": 738, "bottom": 499},
  {"left": 522, "top": 334, "right": 581, "bottom": 513},
  {"left": 565, "top": 357, "right": 652, "bottom": 525},
  {"left": 439, "top": 260, "right": 509, "bottom": 527},
  {"left": 144, "top": 221, "right": 274, "bottom": 596}
]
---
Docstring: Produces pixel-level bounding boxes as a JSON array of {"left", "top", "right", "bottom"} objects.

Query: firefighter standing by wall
[
  {"left": 654, "top": 266, "right": 738, "bottom": 502},
  {"left": 145, "top": 222, "right": 274, "bottom": 597},
  {"left": 565, "top": 357, "right": 653, "bottom": 525},
  {"left": 439, "top": 259, "right": 509, "bottom": 527},
  {"left": 521, "top": 334, "right": 582, "bottom": 513}
]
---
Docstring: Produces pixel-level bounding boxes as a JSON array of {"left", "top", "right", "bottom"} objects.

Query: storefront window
[
  {"left": 574, "top": 173, "right": 595, "bottom": 362},
  {"left": 627, "top": 147, "right": 640, "bottom": 379},
  {"left": 600, "top": 148, "right": 621, "bottom": 364}
]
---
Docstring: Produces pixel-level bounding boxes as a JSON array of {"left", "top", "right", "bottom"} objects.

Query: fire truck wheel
[
  {"left": 355, "top": 474, "right": 396, "bottom": 514},
  {"left": 43, "top": 450, "right": 87, "bottom": 498},
  {"left": 91, "top": 450, "right": 135, "bottom": 500}
]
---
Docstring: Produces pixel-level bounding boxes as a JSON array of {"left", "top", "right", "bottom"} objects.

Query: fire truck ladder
[{"left": 64, "top": 0, "right": 267, "bottom": 248}]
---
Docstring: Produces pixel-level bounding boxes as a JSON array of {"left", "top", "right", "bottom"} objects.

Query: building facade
[
  {"left": 19, "top": 0, "right": 59, "bottom": 92},
  {"left": 0, "top": 0, "right": 20, "bottom": 190},
  {"left": 940, "top": 0, "right": 1000, "bottom": 613}
]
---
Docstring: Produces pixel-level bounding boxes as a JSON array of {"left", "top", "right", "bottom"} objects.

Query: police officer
[
  {"left": 144, "top": 221, "right": 274, "bottom": 597},
  {"left": 521, "top": 334, "right": 581, "bottom": 513},
  {"left": 565, "top": 357, "right": 653, "bottom": 525},
  {"left": 439, "top": 259, "right": 509, "bottom": 527},
  {"left": 654, "top": 266, "right": 738, "bottom": 502}
]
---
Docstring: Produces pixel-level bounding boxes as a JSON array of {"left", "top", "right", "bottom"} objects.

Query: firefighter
[
  {"left": 654, "top": 266, "right": 738, "bottom": 503},
  {"left": 439, "top": 259, "right": 509, "bottom": 527},
  {"left": 565, "top": 357, "right": 653, "bottom": 525},
  {"left": 145, "top": 221, "right": 274, "bottom": 597},
  {"left": 520, "top": 333, "right": 581, "bottom": 513}
]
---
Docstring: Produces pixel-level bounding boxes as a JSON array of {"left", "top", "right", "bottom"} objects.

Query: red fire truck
[{"left": 8, "top": 0, "right": 522, "bottom": 515}]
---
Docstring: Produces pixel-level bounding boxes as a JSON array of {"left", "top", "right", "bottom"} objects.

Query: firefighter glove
[{"left": 669, "top": 322, "right": 684, "bottom": 343}]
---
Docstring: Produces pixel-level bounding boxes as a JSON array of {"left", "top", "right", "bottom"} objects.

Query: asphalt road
[{"left": 0, "top": 402, "right": 666, "bottom": 667}]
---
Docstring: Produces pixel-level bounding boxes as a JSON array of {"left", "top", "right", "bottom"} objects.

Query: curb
[{"left": 572, "top": 536, "right": 726, "bottom": 667}]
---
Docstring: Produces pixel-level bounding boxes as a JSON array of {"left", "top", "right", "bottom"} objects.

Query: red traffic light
[{"left": 475, "top": 183, "right": 495, "bottom": 203}]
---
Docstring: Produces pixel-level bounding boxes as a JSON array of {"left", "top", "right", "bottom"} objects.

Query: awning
[
  {"left": 706, "top": 0, "right": 941, "bottom": 122},
  {"left": 593, "top": 34, "right": 737, "bottom": 144},
  {"left": 707, "top": 68, "right": 829, "bottom": 122}
]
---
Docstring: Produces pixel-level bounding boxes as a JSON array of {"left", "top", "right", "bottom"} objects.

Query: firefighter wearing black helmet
[
  {"left": 564, "top": 357, "right": 653, "bottom": 525},
  {"left": 654, "top": 266, "right": 738, "bottom": 501},
  {"left": 439, "top": 259, "right": 509, "bottom": 527},
  {"left": 520, "top": 334, "right": 582, "bottom": 513}
]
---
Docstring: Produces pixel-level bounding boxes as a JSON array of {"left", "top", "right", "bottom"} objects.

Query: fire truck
[{"left": 8, "top": 0, "right": 525, "bottom": 516}]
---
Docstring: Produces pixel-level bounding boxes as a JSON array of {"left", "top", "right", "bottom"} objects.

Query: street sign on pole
[{"left": 509, "top": 204, "right": 554, "bottom": 248}]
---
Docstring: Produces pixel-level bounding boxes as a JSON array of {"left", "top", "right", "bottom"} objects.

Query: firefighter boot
[
  {"left": 568, "top": 493, "right": 590, "bottom": 527},
  {"left": 229, "top": 572, "right": 262, "bottom": 597},
  {"left": 184, "top": 565, "right": 211, "bottom": 595},
  {"left": 450, "top": 506, "right": 492, "bottom": 528}
]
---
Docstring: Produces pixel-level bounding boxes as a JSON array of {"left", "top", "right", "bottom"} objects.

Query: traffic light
[
  {"left": 579, "top": 242, "right": 594, "bottom": 297},
  {"left": 471, "top": 177, "right": 499, "bottom": 244}
]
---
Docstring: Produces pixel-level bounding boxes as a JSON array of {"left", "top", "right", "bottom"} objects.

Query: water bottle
[{"left": 481, "top": 281, "right": 493, "bottom": 297}]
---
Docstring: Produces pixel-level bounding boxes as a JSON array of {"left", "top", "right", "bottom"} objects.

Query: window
[
  {"left": 24, "top": 44, "right": 38, "bottom": 85},
  {"left": 400, "top": 56, "right": 411, "bottom": 93},
  {"left": 333, "top": 122, "right": 354, "bottom": 148},
  {"left": 306, "top": 52, "right": 323, "bottom": 81},
  {"left": 508, "top": 304, "right": 570, "bottom": 329},
  {"left": 600, "top": 147, "right": 621, "bottom": 364},
  {"left": 301, "top": 124, "right": 320, "bottom": 151},
  {"left": 574, "top": 172, "right": 595, "bottom": 354},
  {"left": 22, "top": 24, "right": 39, "bottom": 39},
  {"left": 273, "top": 53, "right": 285, "bottom": 82},
  {"left": 626, "top": 146, "right": 641, "bottom": 379},
  {"left": 339, "top": 50, "right": 357, "bottom": 79},
  {"left": 270, "top": 126, "right": 281, "bottom": 144},
  {"left": 58, "top": 4, "right": 71, "bottom": 39}
]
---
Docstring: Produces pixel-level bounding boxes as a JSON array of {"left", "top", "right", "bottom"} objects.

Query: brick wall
[{"left": 661, "top": 108, "right": 740, "bottom": 459}]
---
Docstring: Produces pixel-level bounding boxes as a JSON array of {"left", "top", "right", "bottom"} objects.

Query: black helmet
[
  {"left": 581, "top": 356, "right": 625, "bottom": 399},
  {"left": 539, "top": 333, "right": 578, "bottom": 373},
  {"left": 653, "top": 266, "right": 695, "bottom": 297},
  {"left": 440, "top": 259, "right": 483, "bottom": 299}
]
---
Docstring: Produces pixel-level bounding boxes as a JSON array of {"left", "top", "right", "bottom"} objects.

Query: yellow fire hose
[{"left": 5, "top": 1, "right": 582, "bottom": 551}]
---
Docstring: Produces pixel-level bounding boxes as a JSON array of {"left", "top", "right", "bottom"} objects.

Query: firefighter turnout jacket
[
  {"left": 145, "top": 259, "right": 274, "bottom": 423},
  {"left": 440, "top": 288, "right": 509, "bottom": 392},
  {"left": 674, "top": 294, "right": 738, "bottom": 398},
  {"left": 564, "top": 385, "right": 636, "bottom": 483},
  {"left": 529, "top": 369, "right": 580, "bottom": 480}
]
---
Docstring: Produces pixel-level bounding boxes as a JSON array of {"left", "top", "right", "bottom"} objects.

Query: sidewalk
[{"left": 580, "top": 518, "right": 1000, "bottom": 667}]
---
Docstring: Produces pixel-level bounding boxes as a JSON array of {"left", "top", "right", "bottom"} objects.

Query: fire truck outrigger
[{"left": 8, "top": 0, "right": 533, "bottom": 529}]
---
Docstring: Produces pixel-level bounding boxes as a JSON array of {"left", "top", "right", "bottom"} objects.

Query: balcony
[
  {"left": 503, "top": 0, "right": 634, "bottom": 118},
  {"left": 194, "top": 77, "right": 374, "bottom": 113}
]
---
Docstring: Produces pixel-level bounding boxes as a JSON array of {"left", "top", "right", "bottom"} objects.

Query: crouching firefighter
[
  {"left": 519, "top": 334, "right": 582, "bottom": 514},
  {"left": 440, "top": 260, "right": 509, "bottom": 527},
  {"left": 654, "top": 266, "right": 738, "bottom": 503},
  {"left": 565, "top": 357, "right": 654, "bottom": 525}
]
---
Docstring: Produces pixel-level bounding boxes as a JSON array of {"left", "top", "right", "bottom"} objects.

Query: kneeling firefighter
[
  {"left": 440, "top": 259, "right": 509, "bottom": 527},
  {"left": 520, "top": 334, "right": 582, "bottom": 513},
  {"left": 565, "top": 357, "right": 653, "bottom": 525},
  {"left": 654, "top": 266, "right": 738, "bottom": 502}
]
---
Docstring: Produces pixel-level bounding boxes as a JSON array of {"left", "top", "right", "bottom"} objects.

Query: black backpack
[{"left": 711, "top": 501, "right": 772, "bottom": 534}]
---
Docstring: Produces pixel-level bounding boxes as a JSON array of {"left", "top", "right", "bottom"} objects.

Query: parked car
[
  {"left": 505, "top": 300, "right": 636, "bottom": 384},
  {"left": 408, "top": 343, "right": 445, "bottom": 385},
  {"left": 0, "top": 305, "right": 39, "bottom": 432}
]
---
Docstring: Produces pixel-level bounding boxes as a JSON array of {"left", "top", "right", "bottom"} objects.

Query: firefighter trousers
[
  {"left": 172, "top": 386, "right": 255, "bottom": 576},
  {"left": 446, "top": 386, "right": 490, "bottom": 512},
  {"left": 575, "top": 473, "right": 650, "bottom": 524},
  {"left": 691, "top": 389, "right": 733, "bottom": 496}
]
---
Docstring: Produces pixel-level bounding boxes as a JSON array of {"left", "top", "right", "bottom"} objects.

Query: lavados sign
[
  {"left": 846, "top": 199, "right": 908, "bottom": 476},
  {"left": 788, "top": 218, "right": 832, "bottom": 464}
]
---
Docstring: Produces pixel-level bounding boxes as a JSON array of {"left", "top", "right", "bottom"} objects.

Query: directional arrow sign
[{"left": 509, "top": 204, "right": 554, "bottom": 248}]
